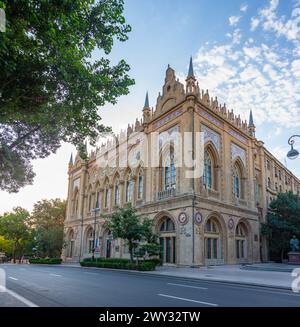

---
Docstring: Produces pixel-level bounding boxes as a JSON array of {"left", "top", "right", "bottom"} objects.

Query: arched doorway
[
  {"left": 235, "top": 222, "right": 249, "bottom": 262},
  {"left": 67, "top": 229, "right": 75, "bottom": 258},
  {"left": 158, "top": 217, "right": 176, "bottom": 264},
  {"left": 103, "top": 230, "right": 113, "bottom": 258},
  {"left": 204, "top": 217, "right": 224, "bottom": 265},
  {"left": 85, "top": 227, "right": 94, "bottom": 255}
]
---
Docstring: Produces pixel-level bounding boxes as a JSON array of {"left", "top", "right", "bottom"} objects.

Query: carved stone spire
[
  {"left": 186, "top": 56, "right": 196, "bottom": 94},
  {"left": 248, "top": 109, "right": 256, "bottom": 137}
]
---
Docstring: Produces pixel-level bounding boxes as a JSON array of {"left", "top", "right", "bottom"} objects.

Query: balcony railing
[{"left": 157, "top": 188, "right": 176, "bottom": 200}]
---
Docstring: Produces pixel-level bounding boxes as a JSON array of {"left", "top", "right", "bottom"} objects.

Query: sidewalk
[
  {"left": 60, "top": 262, "right": 298, "bottom": 290},
  {"left": 148, "top": 264, "right": 296, "bottom": 290}
]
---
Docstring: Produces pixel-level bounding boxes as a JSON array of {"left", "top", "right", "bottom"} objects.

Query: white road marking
[
  {"left": 50, "top": 273, "right": 62, "bottom": 277},
  {"left": 167, "top": 282, "right": 208, "bottom": 290},
  {"left": 158, "top": 293, "right": 218, "bottom": 306},
  {"left": 8, "top": 277, "right": 18, "bottom": 281},
  {"left": 0, "top": 286, "right": 38, "bottom": 307}
]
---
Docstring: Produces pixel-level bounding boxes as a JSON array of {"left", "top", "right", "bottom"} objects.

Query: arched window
[
  {"left": 104, "top": 183, "right": 110, "bottom": 208},
  {"left": 126, "top": 172, "right": 133, "bottom": 202},
  {"left": 160, "top": 217, "right": 175, "bottom": 232},
  {"left": 235, "top": 223, "right": 247, "bottom": 260},
  {"left": 67, "top": 230, "right": 75, "bottom": 258},
  {"left": 87, "top": 228, "right": 94, "bottom": 254},
  {"left": 88, "top": 194, "right": 92, "bottom": 212},
  {"left": 114, "top": 178, "right": 120, "bottom": 206},
  {"left": 73, "top": 189, "right": 79, "bottom": 217},
  {"left": 164, "top": 150, "right": 176, "bottom": 190},
  {"left": 158, "top": 217, "right": 176, "bottom": 264},
  {"left": 233, "top": 163, "right": 242, "bottom": 198},
  {"left": 137, "top": 169, "right": 144, "bottom": 199},
  {"left": 95, "top": 190, "right": 100, "bottom": 209},
  {"left": 204, "top": 150, "right": 212, "bottom": 189},
  {"left": 204, "top": 218, "right": 223, "bottom": 263}
]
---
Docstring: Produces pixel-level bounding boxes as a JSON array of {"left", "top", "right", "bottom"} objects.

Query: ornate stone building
[{"left": 62, "top": 58, "right": 300, "bottom": 266}]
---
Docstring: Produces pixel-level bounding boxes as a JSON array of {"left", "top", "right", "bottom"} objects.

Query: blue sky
[{"left": 0, "top": 0, "right": 300, "bottom": 213}]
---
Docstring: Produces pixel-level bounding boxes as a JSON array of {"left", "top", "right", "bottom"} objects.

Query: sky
[{"left": 1, "top": 0, "right": 300, "bottom": 214}]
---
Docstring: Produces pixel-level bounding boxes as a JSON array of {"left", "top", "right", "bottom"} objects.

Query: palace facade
[{"left": 62, "top": 58, "right": 300, "bottom": 266}]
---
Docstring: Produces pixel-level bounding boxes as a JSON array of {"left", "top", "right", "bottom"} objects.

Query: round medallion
[
  {"left": 228, "top": 218, "right": 235, "bottom": 230},
  {"left": 194, "top": 212, "right": 203, "bottom": 225},
  {"left": 178, "top": 212, "right": 188, "bottom": 225}
]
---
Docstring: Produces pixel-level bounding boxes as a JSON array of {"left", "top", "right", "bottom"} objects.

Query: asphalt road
[{"left": 0, "top": 264, "right": 299, "bottom": 307}]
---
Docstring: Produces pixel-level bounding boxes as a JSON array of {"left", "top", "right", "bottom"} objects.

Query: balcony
[{"left": 157, "top": 188, "right": 176, "bottom": 200}]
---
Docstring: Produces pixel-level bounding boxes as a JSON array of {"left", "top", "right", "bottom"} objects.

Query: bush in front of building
[
  {"left": 80, "top": 258, "right": 157, "bottom": 271},
  {"left": 29, "top": 258, "right": 62, "bottom": 264},
  {"left": 82, "top": 257, "right": 130, "bottom": 264}
]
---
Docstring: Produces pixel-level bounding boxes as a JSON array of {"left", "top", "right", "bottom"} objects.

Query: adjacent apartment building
[{"left": 62, "top": 58, "right": 300, "bottom": 266}]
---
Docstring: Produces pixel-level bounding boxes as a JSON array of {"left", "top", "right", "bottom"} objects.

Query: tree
[
  {"left": 29, "top": 198, "right": 66, "bottom": 258},
  {"left": 0, "top": 207, "right": 31, "bottom": 262},
  {"left": 0, "top": 0, "right": 134, "bottom": 192},
  {"left": 261, "top": 192, "right": 300, "bottom": 262},
  {"left": 0, "top": 235, "right": 13, "bottom": 255},
  {"left": 106, "top": 204, "right": 156, "bottom": 263}
]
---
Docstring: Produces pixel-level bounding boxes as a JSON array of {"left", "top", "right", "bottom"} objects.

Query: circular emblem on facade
[
  {"left": 228, "top": 218, "right": 235, "bottom": 230},
  {"left": 194, "top": 212, "right": 203, "bottom": 225},
  {"left": 178, "top": 212, "right": 188, "bottom": 225}
]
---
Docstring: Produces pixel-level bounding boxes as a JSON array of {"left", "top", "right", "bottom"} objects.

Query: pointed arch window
[
  {"left": 126, "top": 172, "right": 133, "bottom": 202},
  {"left": 204, "top": 150, "right": 213, "bottom": 189},
  {"left": 88, "top": 194, "right": 92, "bottom": 212},
  {"left": 138, "top": 169, "right": 144, "bottom": 199},
  {"left": 104, "top": 184, "right": 110, "bottom": 208},
  {"left": 95, "top": 190, "right": 100, "bottom": 209},
  {"left": 233, "top": 164, "right": 241, "bottom": 198},
  {"left": 73, "top": 191, "right": 78, "bottom": 215},
  {"left": 164, "top": 150, "right": 176, "bottom": 190},
  {"left": 114, "top": 178, "right": 120, "bottom": 206}
]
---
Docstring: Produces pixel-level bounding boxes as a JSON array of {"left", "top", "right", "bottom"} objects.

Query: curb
[{"left": 57, "top": 264, "right": 292, "bottom": 291}]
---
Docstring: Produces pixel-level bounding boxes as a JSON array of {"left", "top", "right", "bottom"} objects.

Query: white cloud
[
  {"left": 229, "top": 16, "right": 241, "bottom": 26},
  {"left": 292, "top": 59, "right": 300, "bottom": 77},
  {"left": 250, "top": 17, "right": 260, "bottom": 31},
  {"left": 257, "top": 0, "right": 300, "bottom": 41},
  {"left": 243, "top": 46, "right": 261, "bottom": 59},
  {"left": 190, "top": 1, "right": 300, "bottom": 129},
  {"left": 240, "top": 4, "right": 248, "bottom": 12}
]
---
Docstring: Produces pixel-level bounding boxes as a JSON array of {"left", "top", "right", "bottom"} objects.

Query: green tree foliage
[
  {"left": 29, "top": 198, "right": 66, "bottom": 258},
  {"left": 106, "top": 204, "right": 156, "bottom": 263},
  {"left": 0, "top": 0, "right": 134, "bottom": 192},
  {"left": 0, "top": 235, "right": 13, "bottom": 254},
  {"left": 0, "top": 207, "right": 32, "bottom": 262},
  {"left": 261, "top": 191, "right": 300, "bottom": 262}
]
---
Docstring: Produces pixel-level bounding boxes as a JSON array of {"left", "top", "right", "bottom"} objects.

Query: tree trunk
[
  {"left": 13, "top": 243, "right": 16, "bottom": 264},
  {"left": 129, "top": 242, "right": 134, "bottom": 263},
  {"left": 280, "top": 247, "right": 284, "bottom": 263}
]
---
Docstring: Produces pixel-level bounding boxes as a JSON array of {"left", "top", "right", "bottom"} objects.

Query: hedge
[
  {"left": 80, "top": 259, "right": 157, "bottom": 271},
  {"left": 29, "top": 258, "right": 62, "bottom": 265},
  {"left": 82, "top": 257, "right": 130, "bottom": 264}
]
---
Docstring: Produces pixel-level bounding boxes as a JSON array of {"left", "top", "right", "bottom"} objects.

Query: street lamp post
[
  {"left": 287, "top": 135, "right": 300, "bottom": 160},
  {"left": 91, "top": 205, "right": 100, "bottom": 261}
]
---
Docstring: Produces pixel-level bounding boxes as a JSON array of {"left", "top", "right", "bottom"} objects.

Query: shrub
[
  {"left": 143, "top": 258, "right": 163, "bottom": 266},
  {"left": 29, "top": 258, "right": 62, "bottom": 264},
  {"left": 80, "top": 258, "right": 157, "bottom": 271},
  {"left": 82, "top": 257, "right": 130, "bottom": 264}
]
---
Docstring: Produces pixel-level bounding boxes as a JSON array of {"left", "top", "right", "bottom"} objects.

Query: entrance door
[
  {"left": 159, "top": 236, "right": 176, "bottom": 264},
  {"left": 106, "top": 239, "right": 111, "bottom": 258}
]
